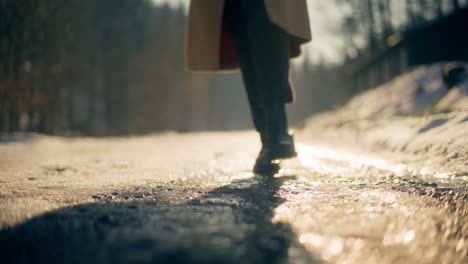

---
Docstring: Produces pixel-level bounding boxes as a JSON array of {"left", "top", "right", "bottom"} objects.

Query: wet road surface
[{"left": 0, "top": 132, "right": 466, "bottom": 263}]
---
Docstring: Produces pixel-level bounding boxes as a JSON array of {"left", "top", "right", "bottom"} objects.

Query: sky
[{"left": 151, "top": 0, "right": 346, "bottom": 65}]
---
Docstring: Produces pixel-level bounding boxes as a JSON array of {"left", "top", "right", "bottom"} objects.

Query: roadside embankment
[{"left": 299, "top": 62, "right": 468, "bottom": 181}]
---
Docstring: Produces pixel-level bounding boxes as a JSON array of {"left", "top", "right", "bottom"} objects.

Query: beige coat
[{"left": 186, "top": 0, "right": 312, "bottom": 72}]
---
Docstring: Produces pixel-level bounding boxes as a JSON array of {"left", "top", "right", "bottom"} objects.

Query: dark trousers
[{"left": 224, "top": 0, "right": 293, "bottom": 133}]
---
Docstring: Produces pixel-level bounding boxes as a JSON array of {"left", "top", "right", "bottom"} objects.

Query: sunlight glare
[{"left": 296, "top": 143, "right": 408, "bottom": 176}]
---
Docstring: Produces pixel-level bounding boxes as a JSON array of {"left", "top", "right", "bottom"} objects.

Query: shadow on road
[{"left": 0, "top": 175, "right": 321, "bottom": 263}]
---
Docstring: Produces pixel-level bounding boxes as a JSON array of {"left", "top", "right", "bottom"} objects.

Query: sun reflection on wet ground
[
  {"left": 293, "top": 143, "right": 468, "bottom": 192},
  {"left": 272, "top": 183, "right": 466, "bottom": 263},
  {"left": 271, "top": 143, "right": 467, "bottom": 264},
  {"left": 296, "top": 143, "right": 408, "bottom": 176}
]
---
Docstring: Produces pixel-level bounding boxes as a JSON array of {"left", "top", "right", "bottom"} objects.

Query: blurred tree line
[
  {"left": 0, "top": 0, "right": 210, "bottom": 135},
  {"left": 335, "top": 0, "right": 466, "bottom": 58}
]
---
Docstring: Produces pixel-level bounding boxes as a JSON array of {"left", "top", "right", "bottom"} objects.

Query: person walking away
[{"left": 186, "top": 0, "right": 312, "bottom": 174}]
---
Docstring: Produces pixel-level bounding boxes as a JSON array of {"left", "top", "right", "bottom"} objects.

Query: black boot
[
  {"left": 265, "top": 103, "right": 297, "bottom": 160},
  {"left": 251, "top": 106, "right": 281, "bottom": 175},
  {"left": 252, "top": 103, "right": 296, "bottom": 175},
  {"left": 253, "top": 132, "right": 280, "bottom": 175}
]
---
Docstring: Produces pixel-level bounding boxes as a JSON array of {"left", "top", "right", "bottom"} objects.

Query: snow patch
[{"left": 300, "top": 62, "right": 468, "bottom": 181}]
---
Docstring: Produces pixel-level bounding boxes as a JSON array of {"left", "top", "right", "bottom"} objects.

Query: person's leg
[
  {"left": 224, "top": 0, "right": 265, "bottom": 134},
  {"left": 239, "top": 0, "right": 293, "bottom": 104},
  {"left": 224, "top": 0, "right": 280, "bottom": 174},
  {"left": 239, "top": 0, "right": 296, "bottom": 160}
]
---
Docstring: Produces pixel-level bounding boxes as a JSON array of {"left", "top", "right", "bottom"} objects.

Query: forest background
[{"left": 0, "top": 0, "right": 466, "bottom": 135}]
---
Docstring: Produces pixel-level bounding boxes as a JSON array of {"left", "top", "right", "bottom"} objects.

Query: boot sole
[{"left": 253, "top": 162, "right": 280, "bottom": 175}]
